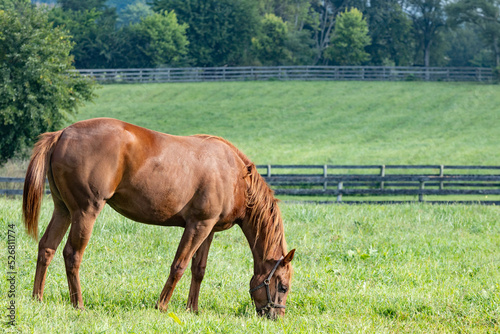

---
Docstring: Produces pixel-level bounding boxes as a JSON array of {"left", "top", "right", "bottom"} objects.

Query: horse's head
[{"left": 249, "top": 249, "right": 295, "bottom": 319}]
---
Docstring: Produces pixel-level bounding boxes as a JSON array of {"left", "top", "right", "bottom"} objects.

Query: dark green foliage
[
  {"left": 50, "top": 2, "right": 188, "bottom": 69},
  {"left": 57, "top": 0, "right": 108, "bottom": 11},
  {"left": 0, "top": 0, "right": 22, "bottom": 10},
  {"left": 117, "top": 0, "right": 153, "bottom": 27},
  {"left": 405, "top": 0, "right": 446, "bottom": 67},
  {"left": 309, "top": 0, "right": 347, "bottom": 64},
  {"left": 10, "top": 0, "right": 500, "bottom": 70},
  {"left": 49, "top": 7, "right": 122, "bottom": 68},
  {"left": 447, "top": 0, "right": 500, "bottom": 67},
  {"left": 0, "top": 1, "right": 95, "bottom": 164},
  {"left": 446, "top": 25, "right": 489, "bottom": 67},
  {"left": 252, "top": 14, "right": 291, "bottom": 65},
  {"left": 324, "top": 8, "right": 371, "bottom": 65},
  {"left": 285, "top": 29, "right": 318, "bottom": 65},
  {"left": 122, "top": 10, "right": 188, "bottom": 67},
  {"left": 364, "top": 1, "right": 414, "bottom": 66},
  {"left": 151, "top": 0, "right": 260, "bottom": 66}
]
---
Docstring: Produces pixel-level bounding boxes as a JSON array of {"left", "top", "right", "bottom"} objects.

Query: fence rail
[
  {"left": 2, "top": 165, "right": 499, "bottom": 204},
  {"left": 77, "top": 66, "right": 494, "bottom": 84},
  {"left": 255, "top": 164, "right": 500, "bottom": 204},
  {"left": 0, "top": 177, "right": 24, "bottom": 196}
]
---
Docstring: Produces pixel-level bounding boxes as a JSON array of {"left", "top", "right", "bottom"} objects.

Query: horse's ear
[
  {"left": 282, "top": 249, "right": 295, "bottom": 265},
  {"left": 246, "top": 164, "right": 255, "bottom": 175}
]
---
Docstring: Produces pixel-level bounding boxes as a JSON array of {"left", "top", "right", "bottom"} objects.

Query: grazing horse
[{"left": 22, "top": 118, "right": 295, "bottom": 319}]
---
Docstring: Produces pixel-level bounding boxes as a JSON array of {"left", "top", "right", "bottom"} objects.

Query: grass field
[
  {"left": 1, "top": 81, "right": 499, "bottom": 332},
  {"left": 1, "top": 198, "right": 499, "bottom": 333},
  {"left": 1, "top": 81, "right": 499, "bottom": 177},
  {"left": 76, "top": 81, "right": 500, "bottom": 165}
]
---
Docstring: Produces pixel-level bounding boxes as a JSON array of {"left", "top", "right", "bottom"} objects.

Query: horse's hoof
[{"left": 155, "top": 303, "right": 168, "bottom": 312}]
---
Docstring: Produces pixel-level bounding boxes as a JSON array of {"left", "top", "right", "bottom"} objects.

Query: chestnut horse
[{"left": 22, "top": 118, "right": 295, "bottom": 319}]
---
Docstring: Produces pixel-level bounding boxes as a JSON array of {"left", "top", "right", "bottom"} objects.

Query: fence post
[
  {"left": 267, "top": 165, "right": 272, "bottom": 178},
  {"left": 337, "top": 181, "right": 343, "bottom": 203},
  {"left": 380, "top": 165, "right": 386, "bottom": 189},
  {"left": 419, "top": 181, "right": 425, "bottom": 202},
  {"left": 323, "top": 165, "right": 328, "bottom": 191},
  {"left": 439, "top": 165, "right": 444, "bottom": 190}
]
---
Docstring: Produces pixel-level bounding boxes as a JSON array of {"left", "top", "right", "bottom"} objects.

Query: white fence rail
[{"left": 77, "top": 66, "right": 494, "bottom": 84}]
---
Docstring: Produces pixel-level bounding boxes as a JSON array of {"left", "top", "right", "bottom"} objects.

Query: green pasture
[
  {"left": 77, "top": 81, "right": 500, "bottom": 165},
  {"left": 1, "top": 81, "right": 499, "bottom": 332},
  {"left": 1, "top": 198, "right": 499, "bottom": 333}
]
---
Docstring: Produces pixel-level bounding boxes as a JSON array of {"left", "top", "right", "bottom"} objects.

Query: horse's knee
[
  {"left": 63, "top": 245, "right": 81, "bottom": 272},
  {"left": 171, "top": 263, "right": 187, "bottom": 281},
  {"left": 37, "top": 247, "right": 56, "bottom": 267}
]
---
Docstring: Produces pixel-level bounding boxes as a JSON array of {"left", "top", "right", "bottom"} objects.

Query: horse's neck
[{"left": 240, "top": 219, "right": 284, "bottom": 272}]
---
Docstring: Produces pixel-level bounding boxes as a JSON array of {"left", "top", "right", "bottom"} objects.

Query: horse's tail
[{"left": 23, "top": 130, "right": 63, "bottom": 240}]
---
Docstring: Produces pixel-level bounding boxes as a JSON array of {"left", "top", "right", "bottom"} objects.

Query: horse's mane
[{"left": 194, "top": 135, "right": 287, "bottom": 260}]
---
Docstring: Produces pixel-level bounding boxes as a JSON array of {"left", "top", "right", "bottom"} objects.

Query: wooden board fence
[
  {"left": 256, "top": 165, "right": 500, "bottom": 204},
  {"left": 76, "top": 66, "right": 495, "bottom": 84},
  {"left": 2, "top": 165, "right": 499, "bottom": 204}
]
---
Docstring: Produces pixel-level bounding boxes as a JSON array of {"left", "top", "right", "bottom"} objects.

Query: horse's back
[{"left": 49, "top": 118, "right": 247, "bottom": 227}]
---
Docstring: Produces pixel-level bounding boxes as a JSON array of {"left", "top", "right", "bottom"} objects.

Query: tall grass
[{"left": 1, "top": 197, "right": 498, "bottom": 333}]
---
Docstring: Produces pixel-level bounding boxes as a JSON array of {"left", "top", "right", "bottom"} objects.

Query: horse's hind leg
[
  {"left": 63, "top": 203, "right": 104, "bottom": 309},
  {"left": 33, "top": 204, "right": 71, "bottom": 301},
  {"left": 186, "top": 231, "right": 214, "bottom": 312}
]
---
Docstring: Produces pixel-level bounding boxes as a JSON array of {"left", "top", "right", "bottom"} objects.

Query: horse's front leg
[
  {"left": 186, "top": 231, "right": 214, "bottom": 312},
  {"left": 156, "top": 219, "right": 216, "bottom": 312}
]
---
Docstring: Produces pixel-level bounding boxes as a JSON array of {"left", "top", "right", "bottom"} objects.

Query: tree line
[
  {"left": 1, "top": 0, "right": 499, "bottom": 164},
  {"left": 26, "top": 0, "right": 500, "bottom": 69}
]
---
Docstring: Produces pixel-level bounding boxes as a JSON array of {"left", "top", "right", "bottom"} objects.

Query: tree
[
  {"left": 0, "top": 1, "right": 95, "bottom": 164},
  {"left": 324, "top": 8, "right": 371, "bottom": 65},
  {"left": 405, "top": 0, "right": 446, "bottom": 67},
  {"left": 257, "top": 0, "right": 313, "bottom": 30},
  {"left": 309, "top": 0, "right": 348, "bottom": 64},
  {"left": 285, "top": 28, "right": 318, "bottom": 65},
  {"left": 364, "top": 0, "right": 414, "bottom": 66},
  {"left": 56, "top": 0, "right": 108, "bottom": 12},
  {"left": 151, "top": 0, "right": 260, "bottom": 67},
  {"left": 0, "top": 0, "right": 16, "bottom": 11},
  {"left": 106, "top": 0, "right": 137, "bottom": 12},
  {"left": 123, "top": 10, "right": 188, "bottom": 68},
  {"left": 49, "top": 6, "right": 122, "bottom": 68},
  {"left": 447, "top": 0, "right": 500, "bottom": 67},
  {"left": 117, "top": 0, "right": 153, "bottom": 27},
  {"left": 252, "top": 13, "right": 292, "bottom": 65},
  {"left": 445, "top": 23, "right": 490, "bottom": 67}
]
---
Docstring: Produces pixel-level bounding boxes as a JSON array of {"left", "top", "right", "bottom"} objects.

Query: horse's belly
[{"left": 106, "top": 189, "right": 188, "bottom": 227}]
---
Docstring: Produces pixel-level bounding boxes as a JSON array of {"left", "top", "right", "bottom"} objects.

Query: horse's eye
[{"left": 278, "top": 283, "right": 288, "bottom": 293}]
